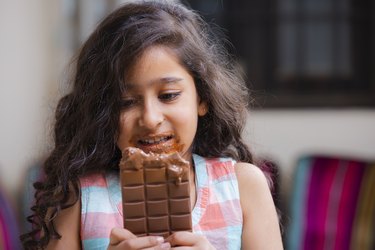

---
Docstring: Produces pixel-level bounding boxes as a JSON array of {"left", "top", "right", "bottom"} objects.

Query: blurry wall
[
  {"left": 0, "top": 1, "right": 61, "bottom": 203},
  {"left": 0, "top": 0, "right": 375, "bottom": 212},
  {"left": 245, "top": 109, "right": 375, "bottom": 197}
]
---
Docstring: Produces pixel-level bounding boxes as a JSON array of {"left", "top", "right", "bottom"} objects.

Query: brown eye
[
  {"left": 159, "top": 92, "right": 181, "bottom": 102},
  {"left": 120, "top": 98, "right": 138, "bottom": 109}
]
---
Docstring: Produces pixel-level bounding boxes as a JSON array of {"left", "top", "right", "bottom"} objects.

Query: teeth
[{"left": 140, "top": 136, "right": 171, "bottom": 145}]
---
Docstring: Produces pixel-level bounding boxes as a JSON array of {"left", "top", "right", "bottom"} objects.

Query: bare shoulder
[
  {"left": 46, "top": 192, "right": 81, "bottom": 250},
  {"left": 233, "top": 161, "right": 273, "bottom": 210},
  {"left": 234, "top": 162, "right": 283, "bottom": 249},
  {"left": 234, "top": 162, "right": 270, "bottom": 193}
]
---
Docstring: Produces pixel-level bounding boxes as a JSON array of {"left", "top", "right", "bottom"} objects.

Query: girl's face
[{"left": 117, "top": 45, "right": 207, "bottom": 161}]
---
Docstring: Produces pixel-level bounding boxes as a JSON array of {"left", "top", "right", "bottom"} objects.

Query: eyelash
[
  {"left": 159, "top": 92, "right": 181, "bottom": 101},
  {"left": 120, "top": 99, "right": 138, "bottom": 109},
  {"left": 120, "top": 92, "right": 181, "bottom": 109}
]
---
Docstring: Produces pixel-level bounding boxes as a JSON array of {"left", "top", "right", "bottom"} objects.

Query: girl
[{"left": 21, "top": 1, "right": 283, "bottom": 249}]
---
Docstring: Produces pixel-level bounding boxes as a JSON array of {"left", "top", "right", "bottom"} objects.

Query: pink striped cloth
[
  {"left": 0, "top": 184, "right": 21, "bottom": 250},
  {"left": 80, "top": 154, "right": 243, "bottom": 250},
  {"left": 287, "top": 155, "right": 375, "bottom": 250}
]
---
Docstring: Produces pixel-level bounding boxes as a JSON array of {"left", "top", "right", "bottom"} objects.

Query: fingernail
[{"left": 160, "top": 242, "right": 171, "bottom": 249}]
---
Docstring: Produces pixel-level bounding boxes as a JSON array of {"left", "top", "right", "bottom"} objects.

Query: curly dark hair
[{"left": 21, "top": 1, "right": 254, "bottom": 248}]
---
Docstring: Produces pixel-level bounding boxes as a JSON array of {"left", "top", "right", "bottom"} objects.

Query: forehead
[{"left": 124, "top": 45, "right": 191, "bottom": 88}]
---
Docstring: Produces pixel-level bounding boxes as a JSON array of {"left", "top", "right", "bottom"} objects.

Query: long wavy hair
[{"left": 21, "top": 1, "right": 254, "bottom": 248}]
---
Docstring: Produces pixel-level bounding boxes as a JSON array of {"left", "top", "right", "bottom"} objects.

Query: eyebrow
[
  {"left": 126, "top": 76, "right": 184, "bottom": 89},
  {"left": 160, "top": 76, "right": 184, "bottom": 83}
]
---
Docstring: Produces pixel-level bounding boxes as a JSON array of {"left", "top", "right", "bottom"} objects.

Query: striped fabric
[
  {"left": 80, "top": 172, "right": 123, "bottom": 250},
  {"left": 80, "top": 154, "right": 243, "bottom": 250},
  {"left": 0, "top": 185, "right": 21, "bottom": 250},
  {"left": 287, "top": 156, "right": 375, "bottom": 250},
  {"left": 192, "top": 154, "right": 242, "bottom": 250}
]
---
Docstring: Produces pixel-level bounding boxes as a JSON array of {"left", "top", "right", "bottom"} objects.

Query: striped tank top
[{"left": 80, "top": 154, "right": 243, "bottom": 249}]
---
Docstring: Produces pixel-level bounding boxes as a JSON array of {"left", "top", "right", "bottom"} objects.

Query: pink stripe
[
  {"left": 197, "top": 187, "right": 209, "bottom": 209},
  {"left": 198, "top": 203, "right": 226, "bottom": 230},
  {"left": 0, "top": 219, "right": 7, "bottom": 250},
  {"left": 304, "top": 157, "right": 338, "bottom": 250},
  {"left": 316, "top": 159, "right": 339, "bottom": 250},
  {"left": 0, "top": 235, "right": 4, "bottom": 250},
  {"left": 80, "top": 173, "right": 107, "bottom": 188},
  {"left": 206, "top": 160, "right": 234, "bottom": 180},
  {"left": 218, "top": 199, "right": 243, "bottom": 227},
  {"left": 81, "top": 212, "right": 123, "bottom": 240},
  {"left": 323, "top": 162, "right": 347, "bottom": 250},
  {"left": 0, "top": 217, "right": 10, "bottom": 250},
  {"left": 334, "top": 161, "right": 364, "bottom": 250}
]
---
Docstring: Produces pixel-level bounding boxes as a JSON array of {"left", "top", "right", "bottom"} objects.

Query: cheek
[
  {"left": 174, "top": 93, "right": 200, "bottom": 124},
  {"left": 172, "top": 106, "right": 199, "bottom": 133}
]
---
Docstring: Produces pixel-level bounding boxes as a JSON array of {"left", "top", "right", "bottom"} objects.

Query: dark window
[{"left": 185, "top": 0, "right": 375, "bottom": 107}]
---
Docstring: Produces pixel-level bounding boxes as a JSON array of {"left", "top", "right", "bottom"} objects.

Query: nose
[{"left": 138, "top": 101, "right": 164, "bottom": 129}]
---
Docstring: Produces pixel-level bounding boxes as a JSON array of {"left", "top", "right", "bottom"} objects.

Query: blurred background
[{"left": 0, "top": 0, "right": 374, "bottom": 249}]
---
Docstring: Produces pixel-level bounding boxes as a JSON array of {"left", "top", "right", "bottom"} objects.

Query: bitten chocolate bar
[{"left": 119, "top": 147, "right": 192, "bottom": 238}]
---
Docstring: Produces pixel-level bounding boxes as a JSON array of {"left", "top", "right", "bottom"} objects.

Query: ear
[{"left": 198, "top": 101, "right": 208, "bottom": 116}]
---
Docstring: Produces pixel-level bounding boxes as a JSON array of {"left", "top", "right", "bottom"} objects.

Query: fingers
[
  {"left": 166, "top": 231, "right": 195, "bottom": 246},
  {"left": 166, "top": 232, "right": 214, "bottom": 250},
  {"left": 109, "top": 228, "right": 169, "bottom": 249},
  {"left": 109, "top": 227, "right": 136, "bottom": 245},
  {"left": 144, "top": 242, "right": 171, "bottom": 250},
  {"left": 122, "top": 236, "right": 168, "bottom": 249}
]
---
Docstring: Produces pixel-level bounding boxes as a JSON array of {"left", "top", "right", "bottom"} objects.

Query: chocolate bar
[{"left": 119, "top": 147, "right": 192, "bottom": 237}]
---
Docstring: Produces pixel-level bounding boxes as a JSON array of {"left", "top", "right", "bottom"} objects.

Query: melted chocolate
[{"left": 119, "top": 147, "right": 192, "bottom": 237}]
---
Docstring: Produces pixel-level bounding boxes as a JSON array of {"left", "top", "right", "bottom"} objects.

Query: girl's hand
[
  {"left": 166, "top": 231, "right": 215, "bottom": 250},
  {"left": 107, "top": 228, "right": 171, "bottom": 250}
]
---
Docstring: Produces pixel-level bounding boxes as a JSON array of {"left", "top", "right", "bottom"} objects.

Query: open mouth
[
  {"left": 138, "top": 135, "right": 174, "bottom": 146},
  {"left": 132, "top": 134, "right": 182, "bottom": 154}
]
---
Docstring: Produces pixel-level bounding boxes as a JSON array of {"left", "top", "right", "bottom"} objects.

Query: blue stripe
[
  {"left": 192, "top": 154, "right": 208, "bottom": 225},
  {"left": 212, "top": 179, "right": 240, "bottom": 202},
  {"left": 83, "top": 238, "right": 110, "bottom": 250},
  {"left": 226, "top": 225, "right": 242, "bottom": 250},
  {"left": 106, "top": 172, "right": 121, "bottom": 206},
  {"left": 193, "top": 154, "right": 208, "bottom": 186},
  {"left": 287, "top": 157, "right": 313, "bottom": 250},
  {"left": 82, "top": 186, "right": 114, "bottom": 213}
]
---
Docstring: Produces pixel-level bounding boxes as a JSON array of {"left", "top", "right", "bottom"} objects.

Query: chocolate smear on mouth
[{"left": 128, "top": 137, "right": 184, "bottom": 154}]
